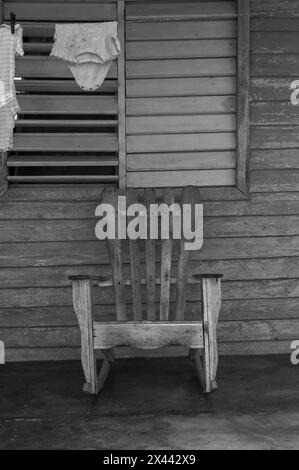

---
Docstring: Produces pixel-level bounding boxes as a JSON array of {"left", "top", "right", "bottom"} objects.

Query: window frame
[
  {"left": 0, "top": 0, "right": 250, "bottom": 202},
  {"left": 235, "top": 0, "right": 250, "bottom": 199}
]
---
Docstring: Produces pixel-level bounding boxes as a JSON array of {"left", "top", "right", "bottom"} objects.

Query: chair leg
[
  {"left": 96, "top": 349, "right": 115, "bottom": 393},
  {"left": 202, "top": 277, "right": 222, "bottom": 393},
  {"left": 72, "top": 279, "right": 98, "bottom": 394},
  {"left": 189, "top": 348, "right": 206, "bottom": 392},
  {"left": 97, "top": 360, "right": 111, "bottom": 393}
]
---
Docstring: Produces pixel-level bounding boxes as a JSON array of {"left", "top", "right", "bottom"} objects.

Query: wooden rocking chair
[{"left": 69, "top": 186, "right": 222, "bottom": 395}]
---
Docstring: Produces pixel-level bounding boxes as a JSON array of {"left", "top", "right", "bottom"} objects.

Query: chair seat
[{"left": 93, "top": 321, "right": 204, "bottom": 350}]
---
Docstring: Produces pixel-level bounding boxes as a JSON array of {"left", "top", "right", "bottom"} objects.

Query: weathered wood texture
[
  {"left": 93, "top": 322, "right": 204, "bottom": 350},
  {"left": 71, "top": 187, "right": 220, "bottom": 394},
  {"left": 0, "top": 0, "right": 299, "bottom": 361},
  {"left": 125, "top": 1, "right": 238, "bottom": 188}
]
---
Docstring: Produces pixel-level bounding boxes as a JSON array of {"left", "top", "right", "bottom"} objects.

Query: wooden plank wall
[{"left": 0, "top": 0, "right": 298, "bottom": 361}]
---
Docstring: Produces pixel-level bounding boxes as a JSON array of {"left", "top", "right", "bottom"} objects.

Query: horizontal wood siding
[
  {"left": 0, "top": 0, "right": 298, "bottom": 361},
  {"left": 125, "top": 1, "right": 238, "bottom": 188}
]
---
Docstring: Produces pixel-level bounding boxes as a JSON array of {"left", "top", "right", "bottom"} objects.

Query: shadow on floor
[{"left": 0, "top": 355, "right": 299, "bottom": 449}]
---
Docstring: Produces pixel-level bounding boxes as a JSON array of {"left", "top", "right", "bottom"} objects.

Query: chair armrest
[
  {"left": 69, "top": 275, "right": 114, "bottom": 287},
  {"left": 69, "top": 275, "right": 109, "bottom": 283},
  {"left": 192, "top": 274, "right": 223, "bottom": 283}
]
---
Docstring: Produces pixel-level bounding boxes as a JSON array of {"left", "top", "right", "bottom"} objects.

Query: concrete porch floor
[{"left": 0, "top": 355, "right": 299, "bottom": 450}]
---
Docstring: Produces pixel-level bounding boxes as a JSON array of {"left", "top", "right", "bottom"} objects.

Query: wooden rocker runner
[{"left": 69, "top": 186, "right": 223, "bottom": 395}]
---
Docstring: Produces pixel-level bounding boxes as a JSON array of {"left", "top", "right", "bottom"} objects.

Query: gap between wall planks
[{"left": 118, "top": 0, "right": 127, "bottom": 189}]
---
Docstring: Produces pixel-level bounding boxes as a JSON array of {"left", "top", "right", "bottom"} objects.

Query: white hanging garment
[
  {"left": 0, "top": 24, "right": 24, "bottom": 151},
  {"left": 51, "top": 22, "right": 120, "bottom": 91}
]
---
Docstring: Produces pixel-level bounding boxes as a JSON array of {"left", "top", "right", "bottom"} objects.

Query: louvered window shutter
[
  {"left": 6, "top": 1, "right": 123, "bottom": 185},
  {"left": 125, "top": 1, "right": 238, "bottom": 188}
]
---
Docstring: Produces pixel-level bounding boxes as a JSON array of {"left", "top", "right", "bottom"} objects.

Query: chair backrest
[{"left": 100, "top": 186, "right": 201, "bottom": 322}]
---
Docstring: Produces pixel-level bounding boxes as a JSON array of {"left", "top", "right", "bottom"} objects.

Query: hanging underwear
[
  {"left": 50, "top": 22, "right": 120, "bottom": 91},
  {"left": 0, "top": 24, "right": 23, "bottom": 151}
]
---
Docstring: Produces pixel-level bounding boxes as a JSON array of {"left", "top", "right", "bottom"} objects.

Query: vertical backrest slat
[
  {"left": 100, "top": 185, "right": 201, "bottom": 323},
  {"left": 175, "top": 187, "right": 200, "bottom": 320},
  {"left": 160, "top": 188, "right": 175, "bottom": 321},
  {"left": 127, "top": 188, "right": 142, "bottom": 320},
  {"left": 100, "top": 186, "right": 126, "bottom": 321},
  {"left": 144, "top": 188, "right": 156, "bottom": 320}
]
